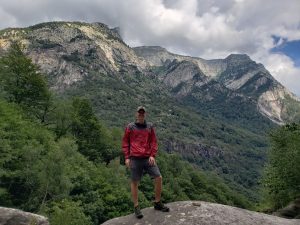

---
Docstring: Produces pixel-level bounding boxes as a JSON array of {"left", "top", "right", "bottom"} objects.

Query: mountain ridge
[{"left": 133, "top": 46, "right": 300, "bottom": 124}]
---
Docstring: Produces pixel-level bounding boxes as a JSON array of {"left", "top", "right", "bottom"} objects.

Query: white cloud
[
  {"left": 0, "top": 7, "right": 18, "bottom": 28},
  {"left": 0, "top": 0, "right": 299, "bottom": 96},
  {"left": 260, "top": 53, "right": 300, "bottom": 97}
]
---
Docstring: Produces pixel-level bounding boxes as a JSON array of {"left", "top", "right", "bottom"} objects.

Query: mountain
[
  {"left": 1, "top": 21, "right": 300, "bottom": 202},
  {"left": 0, "top": 22, "right": 148, "bottom": 90},
  {"left": 134, "top": 46, "right": 300, "bottom": 125}
]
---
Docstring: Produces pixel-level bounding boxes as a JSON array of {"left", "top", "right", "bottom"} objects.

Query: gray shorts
[{"left": 130, "top": 157, "right": 161, "bottom": 181}]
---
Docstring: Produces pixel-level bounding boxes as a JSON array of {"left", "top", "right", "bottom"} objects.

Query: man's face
[{"left": 136, "top": 110, "right": 146, "bottom": 121}]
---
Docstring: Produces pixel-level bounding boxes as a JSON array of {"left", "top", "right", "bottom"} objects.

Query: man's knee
[
  {"left": 155, "top": 176, "right": 162, "bottom": 181},
  {"left": 131, "top": 180, "right": 139, "bottom": 186}
]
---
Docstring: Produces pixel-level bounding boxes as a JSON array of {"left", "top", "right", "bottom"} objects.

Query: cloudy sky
[{"left": 1, "top": 0, "right": 300, "bottom": 96}]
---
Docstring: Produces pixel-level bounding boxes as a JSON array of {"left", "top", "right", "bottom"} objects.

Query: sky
[{"left": 0, "top": 0, "right": 299, "bottom": 96}]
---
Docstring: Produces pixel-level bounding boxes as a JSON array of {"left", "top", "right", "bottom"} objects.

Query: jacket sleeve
[
  {"left": 122, "top": 126, "right": 131, "bottom": 159},
  {"left": 150, "top": 127, "right": 158, "bottom": 157}
]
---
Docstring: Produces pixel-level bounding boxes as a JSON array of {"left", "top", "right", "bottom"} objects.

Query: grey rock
[
  {"left": 133, "top": 46, "right": 226, "bottom": 78},
  {"left": 164, "top": 139, "right": 223, "bottom": 159},
  {"left": 0, "top": 207, "right": 49, "bottom": 225},
  {"left": 101, "top": 201, "right": 300, "bottom": 225},
  {"left": 0, "top": 21, "right": 148, "bottom": 91},
  {"left": 274, "top": 198, "right": 300, "bottom": 219}
]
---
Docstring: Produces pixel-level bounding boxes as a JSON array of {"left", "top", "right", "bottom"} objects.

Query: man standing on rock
[{"left": 122, "top": 106, "right": 170, "bottom": 219}]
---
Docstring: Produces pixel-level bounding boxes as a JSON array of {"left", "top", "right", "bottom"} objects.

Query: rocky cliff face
[
  {"left": 101, "top": 201, "right": 300, "bottom": 225},
  {"left": 159, "top": 60, "right": 210, "bottom": 97},
  {"left": 0, "top": 207, "right": 49, "bottom": 225},
  {"left": 258, "top": 86, "right": 300, "bottom": 124},
  {"left": 0, "top": 22, "right": 148, "bottom": 90},
  {"left": 164, "top": 139, "right": 224, "bottom": 158},
  {"left": 274, "top": 198, "right": 300, "bottom": 219},
  {"left": 134, "top": 47, "right": 300, "bottom": 124},
  {"left": 134, "top": 46, "right": 226, "bottom": 77}
]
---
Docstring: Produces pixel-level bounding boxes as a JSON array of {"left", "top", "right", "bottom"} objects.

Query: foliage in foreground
[{"left": 262, "top": 123, "right": 300, "bottom": 210}]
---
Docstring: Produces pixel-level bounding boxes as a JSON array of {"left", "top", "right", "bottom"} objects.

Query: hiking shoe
[
  {"left": 134, "top": 205, "right": 143, "bottom": 219},
  {"left": 154, "top": 201, "right": 170, "bottom": 212}
]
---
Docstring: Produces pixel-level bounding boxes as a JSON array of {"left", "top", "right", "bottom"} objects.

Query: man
[{"left": 122, "top": 106, "right": 169, "bottom": 219}]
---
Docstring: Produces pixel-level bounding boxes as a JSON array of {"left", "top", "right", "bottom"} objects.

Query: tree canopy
[{"left": 263, "top": 123, "right": 300, "bottom": 209}]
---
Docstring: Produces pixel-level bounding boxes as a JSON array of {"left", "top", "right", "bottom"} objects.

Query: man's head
[{"left": 136, "top": 106, "right": 146, "bottom": 123}]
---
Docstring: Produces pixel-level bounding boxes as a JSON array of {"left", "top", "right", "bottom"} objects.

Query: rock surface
[
  {"left": 274, "top": 198, "right": 300, "bottom": 219},
  {"left": 101, "top": 201, "right": 300, "bottom": 225},
  {"left": 0, "top": 207, "right": 49, "bottom": 225}
]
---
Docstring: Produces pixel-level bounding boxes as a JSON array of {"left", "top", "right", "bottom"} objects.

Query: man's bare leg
[
  {"left": 154, "top": 176, "right": 162, "bottom": 202},
  {"left": 131, "top": 181, "right": 139, "bottom": 207},
  {"left": 153, "top": 176, "right": 169, "bottom": 212}
]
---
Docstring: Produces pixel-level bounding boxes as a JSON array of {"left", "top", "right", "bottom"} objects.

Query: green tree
[
  {"left": 0, "top": 100, "right": 54, "bottom": 209},
  {"left": 47, "top": 99, "right": 73, "bottom": 140},
  {"left": 70, "top": 98, "right": 118, "bottom": 164},
  {"left": 263, "top": 123, "right": 300, "bottom": 209},
  {"left": 48, "top": 199, "right": 93, "bottom": 225},
  {"left": 0, "top": 41, "right": 51, "bottom": 122},
  {"left": 0, "top": 100, "right": 81, "bottom": 211}
]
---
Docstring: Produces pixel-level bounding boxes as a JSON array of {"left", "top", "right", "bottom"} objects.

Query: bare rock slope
[{"left": 101, "top": 201, "right": 300, "bottom": 225}]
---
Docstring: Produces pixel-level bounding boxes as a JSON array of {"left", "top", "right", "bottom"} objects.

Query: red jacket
[{"left": 122, "top": 122, "right": 158, "bottom": 159}]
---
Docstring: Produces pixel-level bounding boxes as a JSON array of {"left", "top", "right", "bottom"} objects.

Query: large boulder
[
  {"left": 101, "top": 201, "right": 300, "bottom": 225},
  {"left": 274, "top": 198, "right": 300, "bottom": 219},
  {"left": 0, "top": 207, "right": 49, "bottom": 225}
]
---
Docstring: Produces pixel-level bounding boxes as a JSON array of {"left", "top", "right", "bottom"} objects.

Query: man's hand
[
  {"left": 149, "top": 156, "right": 156, "bottom": 166},
  {"left": 125, "top": 159, "right": 131, "bottom": 168}
]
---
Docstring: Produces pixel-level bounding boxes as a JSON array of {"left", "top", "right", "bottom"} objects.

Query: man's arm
[
  {"left": 122, "top": 126, "right": 131, "bottom": 168},
  {"left": 122, "top": 126, "right": 131, "bottom": 159},
  {"left": 149, "top": 126, "right": 158, "bottom": 158}
]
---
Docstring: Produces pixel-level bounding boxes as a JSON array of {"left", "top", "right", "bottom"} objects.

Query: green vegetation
[
  {"left": 0, "top": 42, "right": 253, "bottom": 225},
  {"left": 262, "top": 123, "right": 300, "bottom": 210},
  {"left": 0, "top": 41, "right": 51, "bottom": 123},
  {"left": 281, "top": 94, "right": 300, "bottom": 123}
]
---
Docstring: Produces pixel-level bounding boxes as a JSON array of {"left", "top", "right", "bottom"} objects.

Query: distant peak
[
  {"left": 134, "top": 46, "right": 168, "bottom": 52},
  {"left": 225, "top": 54, "right": 251, "bottom": 62},
  {"left": 28, "top": 21, "right": 88, "bottom": 29},
  {"left": 26, "top": 21, "right": 111, "bottom": 32},
  {"left": 110, "top": 27, "right": 122, "bottom": 39},
  {"left": 19, "top": 21, "right": 124, "bottom": 42}
]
